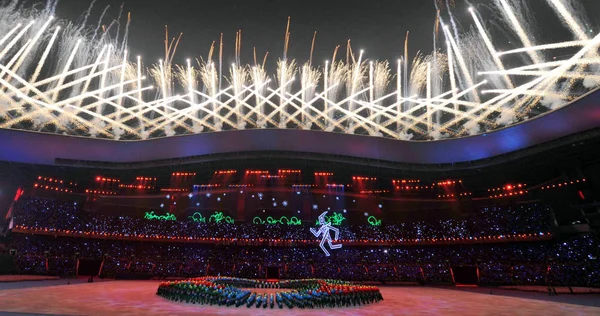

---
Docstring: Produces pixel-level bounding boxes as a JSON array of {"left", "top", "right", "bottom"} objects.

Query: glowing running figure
[{"left": 311, "top": 211, "right": 342, "bottom": 256}]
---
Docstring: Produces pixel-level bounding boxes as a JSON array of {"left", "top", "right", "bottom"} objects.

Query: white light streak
[{"left": 0, "top": 1, "right": 597, "bottom": 142}]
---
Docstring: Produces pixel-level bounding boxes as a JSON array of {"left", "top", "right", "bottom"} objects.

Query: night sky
[{"left": 32, "top": 0, "right": 600, "bottom": 66}]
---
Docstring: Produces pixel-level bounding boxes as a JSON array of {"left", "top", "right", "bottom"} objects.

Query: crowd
[
  {"left": 5, "top": 196, "right": 598, "bottom": 287},
  {"left": 12, "top": 197, "right": 553, "bottom": 242},
  {"left": 6, "top": 233, "right": 599, "bottom": 287}
]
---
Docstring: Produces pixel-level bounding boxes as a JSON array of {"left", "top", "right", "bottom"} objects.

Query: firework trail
[
  {"left": 228, "top": 64, "right": 249, "bottom": 129},
  {"left": 300, "top": 62, "right": 321, "bottom": 129},
  {"left": 251, "top": 62, "right": 269, "bottom": 128},
  {"left": 344, "top": 47, "right": 366, "bottom": 131},
  {"left": 370, "top": 60, "right": 391, "bottom": 135},
  {"left": 276, "top": 58, "right": 297, "bottom": 128},
  {"left": 0, "top": 0, "right": 597, "bottom": 141}
]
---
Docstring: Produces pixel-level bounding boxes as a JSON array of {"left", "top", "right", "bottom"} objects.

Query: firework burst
[{"left": 0, "top": 0, "right": 598, "bottom": 141}]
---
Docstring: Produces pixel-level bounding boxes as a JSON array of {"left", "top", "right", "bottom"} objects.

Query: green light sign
[
  {"left": 315, "top": 212, "right": 346, "bottom": 226},
  {"left": 144, "top": 211, "right": 176, "bottom": 221},
  {"left": 209, "top": 211, "right": 234, "bottom": 224},
  {"left": 367, "top": 216, "right": 382, "bottom": 226},
  {"left": 188, "top": 212, "right": 206, "bottom": 223},
  {"left": 253, "top": 216, "right": 302, "bottom": 225}
]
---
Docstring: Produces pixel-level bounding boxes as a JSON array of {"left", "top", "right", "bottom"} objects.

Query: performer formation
[{"left": 156, "top": 277, "right": 383, "bottom": 309}]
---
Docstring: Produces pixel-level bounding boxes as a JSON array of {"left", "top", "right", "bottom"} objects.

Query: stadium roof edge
[{"left": 1, "top": 89, "right": 600, "bottom": 167}]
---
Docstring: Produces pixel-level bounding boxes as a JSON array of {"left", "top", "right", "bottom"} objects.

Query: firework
[{"left": 0, "top": 0, "right": 598, "bottom": 142}]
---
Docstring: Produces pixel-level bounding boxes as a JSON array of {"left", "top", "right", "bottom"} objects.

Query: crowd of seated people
[
  {"left": 6, "top": 233, "right": 599, "bottom": 287},
  {"left": 12, "top": 197, "right": 553, "bottom": 242},
  {"left": 7, "top": 196, "right": 597, "bottom": 287}
]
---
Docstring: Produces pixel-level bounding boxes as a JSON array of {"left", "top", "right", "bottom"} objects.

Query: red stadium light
[
  {"left": 246, "top": 170, "right": 269, "bottom": 174},
  {"left": 353, "top": 176, "right": 377, "bottom": 181},
  {"left": 96, "top": 176, "right": 119, "bottom": 183},
  {"left": 261, "top": 175, "right": 285, "bottom": 179},
  {"left": 393, "top": 180, "right": 420, "bottom": 184},
  {"left": 278, "top": 169, "right": 301, "bottom": 174},
  {"left": 172, "top": 172, "right": 196, "bottom": 176},
  {"left": 215, "top": 170, "right": 237, "bottom": 174},
  {"left": 193, "top": 184, "right": 220, "bottom": 188},
  {"left": 540, "top": 178, "right": 585, "bottom": 192}
]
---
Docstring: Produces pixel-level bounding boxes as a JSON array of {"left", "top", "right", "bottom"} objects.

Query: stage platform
[{"left": 0, "top": 280, "right": 599, "bottom": 315}]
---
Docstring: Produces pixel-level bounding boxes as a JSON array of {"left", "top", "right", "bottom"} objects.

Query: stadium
[{"left": 0, "top": 0, "right": 599, "bottom": 314}]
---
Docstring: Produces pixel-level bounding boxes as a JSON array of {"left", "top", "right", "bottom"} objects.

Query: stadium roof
[{"left": 1, "top": 88, "right": 599, "bottom": 167}]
